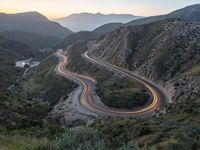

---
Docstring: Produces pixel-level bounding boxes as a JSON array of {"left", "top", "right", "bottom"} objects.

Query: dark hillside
[{"left": 0, "top": 12, "right": 73, "bottom": 38}]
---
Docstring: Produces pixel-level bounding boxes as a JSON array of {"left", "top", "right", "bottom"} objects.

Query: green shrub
[{"left": 56, "top": 128, "right": 106, "bottom": 150}]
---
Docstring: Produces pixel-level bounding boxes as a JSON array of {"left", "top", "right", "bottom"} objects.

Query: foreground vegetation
[
  {"left": 0, "top": 88, "right": 63, "bottom": 149},
  {"left": 0, "top": 48, "right": 78, "bottom": 149},
  {"left": 2, "top": 100, "right": 198, "bottom": 150},
  {"left": 57, "top": 102, "right": 200, "bottom": 150},
  {"left": 91, "top": 102, "right": 200, "bottom": 149}
]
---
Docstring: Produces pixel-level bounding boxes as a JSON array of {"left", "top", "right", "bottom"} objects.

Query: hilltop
[{"left": 0, "top": 11, "right": 73, "bottom": 38}]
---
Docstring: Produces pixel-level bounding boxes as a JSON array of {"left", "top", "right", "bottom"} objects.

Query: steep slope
[
  {"left": 92, "top": 22, "right": 124, "bottom": 35},
  {"left": 0, "top": 37, "right": 51, "bottom": 88},
  {"left": 90, "top": 19, "right": 200, "bottom": 102},
  {"left": 55, "top": 13, "right": 142, "bottom": 31},
  {"left": 127, "top": 4, "right": 200, "bottom": 26},
  {"left": 0, "top": 37, "right": 33, "bottom": 62},
  {"left": 0, "top": 12, "right": 73, "bottom": 38},
  {"left": 11, "top": 55, "right": 78, "bottom": 105},
  {"left": 0, "top": 31, "right": 60, "bottom": 50},
  {"left": 168, "top": 4, "right": 200, "bottom": 21},
  {"left": 0, "top": 37, "right": 32, "bottom": 88},
  {"left": 57, "top": 31, "right": 98, "bottom": 48}
]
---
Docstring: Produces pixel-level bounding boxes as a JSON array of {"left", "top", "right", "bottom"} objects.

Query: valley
[{"left": 0, "top": 3, "right": 199, "bottom": 150}]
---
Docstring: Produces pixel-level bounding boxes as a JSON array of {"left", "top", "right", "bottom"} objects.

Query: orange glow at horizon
[{"left": 0, "top": 0, "right": 199, "bottom": 19}]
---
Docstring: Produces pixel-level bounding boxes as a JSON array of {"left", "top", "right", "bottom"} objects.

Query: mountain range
[
  {"left": 91, "top": 4, "right": 200, "bottom": 36},
  {"left": 55, "top": 13, "right": 142, "bottom": 32},
  {"left": 0, "top": 3, "right": 200, "bottom": 149},
  {"left": 56, "top": 4, "right": 200, "bottom": 49},
  {"left": 0, "top": 11, "right": 73, "bottom": 39}
]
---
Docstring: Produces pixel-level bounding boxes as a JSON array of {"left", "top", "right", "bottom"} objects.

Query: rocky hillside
[
  {"left": 127, "top": 4, "right": 200, "bottom": 26},
  {"left": 90, "top": 19, "right": 200, "bottom": 102}
]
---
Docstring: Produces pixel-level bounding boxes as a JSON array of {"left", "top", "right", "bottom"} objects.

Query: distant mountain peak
[
  {"left": 17, "top": 11, "right": 42, "bottom": 15},
  {"left": 0, "top": 11, "right": 73, "bottom": 38},
  {"left": 0, "top": 11, "right": 49, "bottom": 22},
  {"left": 55, "top": 12, "right": 142, "bottom": 32}
]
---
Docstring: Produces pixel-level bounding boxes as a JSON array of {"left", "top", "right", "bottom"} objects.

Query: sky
[{"left": 0, "top": 0, "right": 199, "bottom": 19}]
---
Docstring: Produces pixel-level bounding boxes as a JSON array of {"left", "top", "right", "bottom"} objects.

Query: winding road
[{"left": 55, "top": 50, "right": 169, "bottom": 117}]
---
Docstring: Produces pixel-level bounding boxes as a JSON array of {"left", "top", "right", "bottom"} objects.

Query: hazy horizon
[
  {"left": 0, "top": 0, "right": 199, "bottom": 19},
  {"left": 0, "top": 11, "right": 142, "bottom": 19}
]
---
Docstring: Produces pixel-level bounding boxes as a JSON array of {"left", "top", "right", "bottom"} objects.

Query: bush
[{"left": 56, "top": 128, "right": 106, "bottom": 150}]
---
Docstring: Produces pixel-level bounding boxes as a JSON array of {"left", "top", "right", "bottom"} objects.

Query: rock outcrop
[{"left": 90, "top": 19, "right": 200, "bottom": 102}]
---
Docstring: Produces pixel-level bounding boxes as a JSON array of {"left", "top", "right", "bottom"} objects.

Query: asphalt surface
[{"left": 54, "top": 50, "right": 169, "bottom": 117}]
